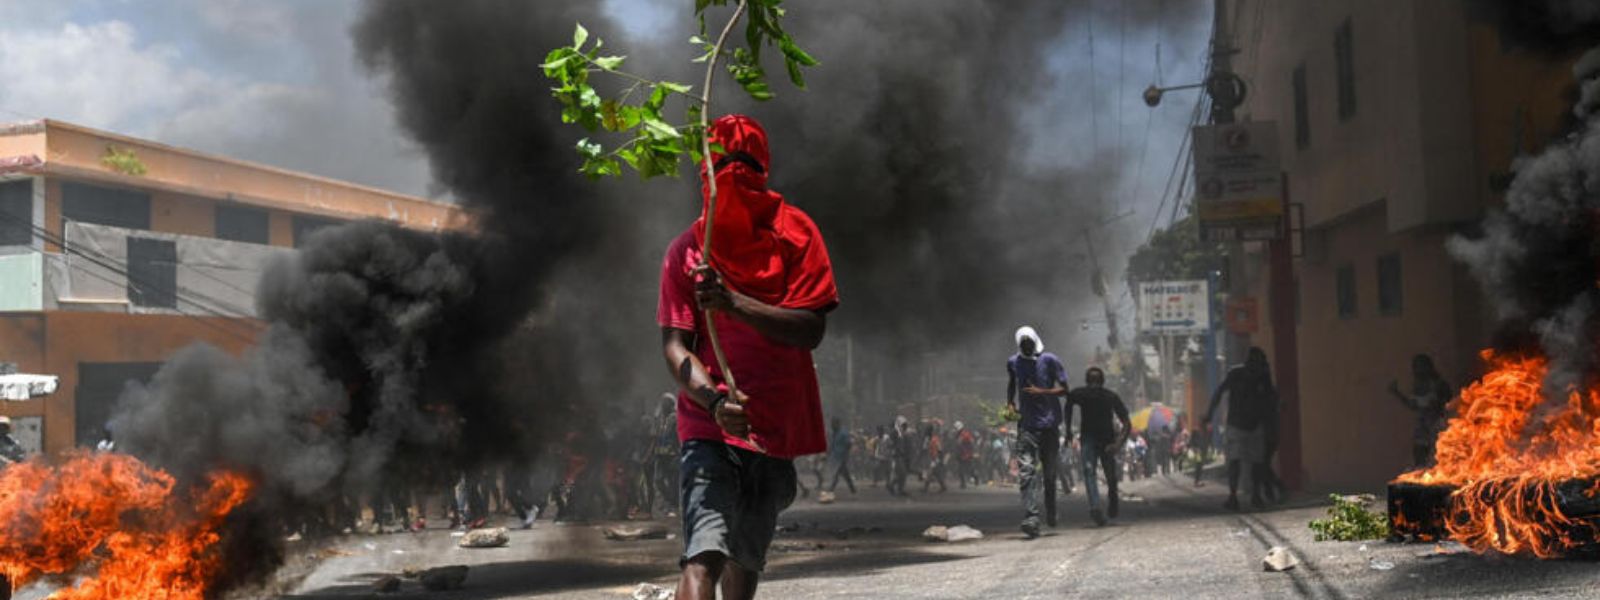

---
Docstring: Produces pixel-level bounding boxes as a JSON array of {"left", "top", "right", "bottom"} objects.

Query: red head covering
[{"left": 693, "top": 115, "right": 837, "bottom": 311}]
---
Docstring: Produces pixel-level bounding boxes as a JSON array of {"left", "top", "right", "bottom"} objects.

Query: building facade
[
  {"left": 1223, "top": 0, "right": 1579, "bottom": 488},
  {"left": 0, "top": 119, "right": 464, "bottom": 454}
]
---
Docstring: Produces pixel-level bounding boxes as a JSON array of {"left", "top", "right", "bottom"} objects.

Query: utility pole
[{"left": 1205, "top": 0, "right": 1302, "bottom": 489}]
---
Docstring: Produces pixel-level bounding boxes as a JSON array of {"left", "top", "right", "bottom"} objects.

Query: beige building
[
  {"left": 0, "top": 119, "right": 466, "bottom": 454},
  {"left": 1221, "top": 0, "right": 1579, "bottom": 488}
]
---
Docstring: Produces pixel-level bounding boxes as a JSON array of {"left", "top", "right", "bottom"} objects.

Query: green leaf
[
  {"left": 642, "top": 116, "right": 682, "bottom": 139},
  {"left": 645, "top": 84, "right": 670, "bottom": 112},
  {"left": 576, "top": 138, "right": 602, "bottom": 159},
  {"left": 780, "top": 36, "right": 819, "bottom": 66},
  {"left": 785, "top": 58, "right": 806, "bottom": 89},
  {"left": 659, "top": 81, "right": 692, "bottom": 95},
  {"left": 593, "top": 55, "right": 626, "bottom": 70},
  {"left": 689, "top": 35, "right": 707, "bottom": 45},
  {"left": 573, "top": 23, "right": 589, "bottom": 49}
]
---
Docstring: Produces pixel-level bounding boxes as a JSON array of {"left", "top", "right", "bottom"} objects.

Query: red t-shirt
[{"left": 657, "top": 228, "right": 835, "bottom": 459}]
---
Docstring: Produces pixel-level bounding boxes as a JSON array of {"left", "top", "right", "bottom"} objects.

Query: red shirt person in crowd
[{"left": 659, "top": 115, "right": 838, "bottom": 600}]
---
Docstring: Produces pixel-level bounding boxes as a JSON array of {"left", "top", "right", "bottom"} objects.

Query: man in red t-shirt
[{"left": 659, "top": 115, "right": 838, "bottom": 600}]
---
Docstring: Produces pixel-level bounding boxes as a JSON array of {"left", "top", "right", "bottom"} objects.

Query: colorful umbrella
[{"left": 1131, "top": 403, "right": 1177, "bottom": 433}]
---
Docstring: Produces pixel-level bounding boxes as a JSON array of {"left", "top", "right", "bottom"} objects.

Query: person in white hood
[{"left": 1005, "top": 326, "right": 1070, "bottom": 538}]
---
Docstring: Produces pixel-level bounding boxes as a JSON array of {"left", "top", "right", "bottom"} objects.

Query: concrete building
[
  {"left": 1220, "top": 0, "right": 1580, "bottom": 488},
  {"left": 0, "top": 119, "right": 464, "bottom": 454}
]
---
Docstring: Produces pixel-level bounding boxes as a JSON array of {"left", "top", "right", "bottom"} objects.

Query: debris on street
[
  {"left": 632, "top": 582, "right": 676, "bottom": 600},
  {"left": 817, "top": 491, "right": 837, "bottom": 504},
  {"left": 1368, "top": 558, "right": 1395, "bottom": 571},
  {"left": 923, "top": 525, "right": 984, "bottom": 543},
  {"left": 1309, "top": 494, "right": 1389, "bottom": 541},
  {"left": 458, "top": 527, "right": 510, "bottom": 548},
  {"left": 1262, "top": 546, "right": 1299, "bottom": 572},
  {"left": 604, "top": 524, "right": 671, "bottom": 542},
  {"left": 372, "top": 575, "right": 401, "bottom": 593}
]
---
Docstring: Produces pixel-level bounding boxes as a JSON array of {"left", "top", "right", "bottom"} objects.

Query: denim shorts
[{"left": 680, "top": 439, "right": 798, "bottom": 572}]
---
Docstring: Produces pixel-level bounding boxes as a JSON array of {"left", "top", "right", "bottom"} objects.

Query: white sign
[
  {"left": 1192, "top": 121, "right": 1283, "bottom": 242},
  {"left": 1137, "top": 280, "right": 1211, "bottom": 335}
]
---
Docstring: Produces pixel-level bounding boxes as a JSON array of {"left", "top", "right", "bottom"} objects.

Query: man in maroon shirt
[{"left": 660, "top": 115, "right": 838, "bottom": 600}]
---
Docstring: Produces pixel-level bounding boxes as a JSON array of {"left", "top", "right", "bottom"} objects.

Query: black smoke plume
[
  {"left": 103, "top": 0, "right": 1199, "bottom": 591},
  {"left": 1451, "top": 4, "right": 1600, "bottom": 395}
]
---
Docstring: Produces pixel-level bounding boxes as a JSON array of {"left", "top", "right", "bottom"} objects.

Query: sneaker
[
  {"left": 1090, "top": 508, "right": 1107, "bottom": 526},
  {"left": 1020, "top": 521, "right": 1041, "bottom": 539},
  {"left": 1223, "top": 496, "right": 1241, "bottom": 511}
]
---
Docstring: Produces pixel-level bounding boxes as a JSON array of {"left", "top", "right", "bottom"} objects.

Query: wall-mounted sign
[
  {"left": 1137, "top": 280, "right": 1211, "bottom": 335},
  {"left": 1193, "top": 121, "right": 1284, "bottom": 242}
]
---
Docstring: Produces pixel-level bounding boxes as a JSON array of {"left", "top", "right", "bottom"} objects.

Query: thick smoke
[
  {"left": 1450, "top": 5, "right": 1600, "bottom": 394},
  {"left": 102, "top": 0, "right": 1200, "bottom": 590}
]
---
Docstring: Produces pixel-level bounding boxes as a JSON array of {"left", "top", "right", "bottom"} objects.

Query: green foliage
[
  {"left": 1125, "top": 216, "right": 1226, "bottom": 285},
  {"left": 1308, "top": 494, "right": 1390, "bottom": 542},
  {"left": 976, "top": 400, "right": 1021, "bottom": 428},
  {"left": 542, "top": 0, "right": 816, "bottom": 180},
  {"left": 101, "top": 145, "right": 147, "bottom": 176}
]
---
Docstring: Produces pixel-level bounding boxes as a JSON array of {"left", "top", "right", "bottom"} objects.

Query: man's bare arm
[
  {"left": 694, "top": 265, "right": 828, "bottom": 349},
  {"left": 662, "top": 327, "right": 749, "bottom": 436}
]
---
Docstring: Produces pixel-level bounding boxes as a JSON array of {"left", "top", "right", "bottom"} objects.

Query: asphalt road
[{"left": 269, "top": 472, "right": 1600, "bottom": 599}]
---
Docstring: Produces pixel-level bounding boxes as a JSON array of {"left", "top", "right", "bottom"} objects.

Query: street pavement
[{"left": 273, "top": 472, "right": 1600, "bottom": 599}]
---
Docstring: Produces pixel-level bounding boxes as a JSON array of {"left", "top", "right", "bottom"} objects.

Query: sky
[{"left": 0, "top": 0, "right": 1213, "bottom": 327}]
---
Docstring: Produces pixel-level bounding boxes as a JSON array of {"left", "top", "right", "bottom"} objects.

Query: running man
[{"left": 1005, "top": 326, "right": 1068, "bottom": 538}]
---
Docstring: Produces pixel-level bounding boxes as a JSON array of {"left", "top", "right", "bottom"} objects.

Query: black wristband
[{"left": 709, "top": 392, "right": 730, "bottom": 415}]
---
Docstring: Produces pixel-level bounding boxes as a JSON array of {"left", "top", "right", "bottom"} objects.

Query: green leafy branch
[{"left": 541, "top": 0, "right": 816, "bottom": 180}]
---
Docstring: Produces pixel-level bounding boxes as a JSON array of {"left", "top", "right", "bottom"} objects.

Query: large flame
[
  {"left": 1396, "top": 351, "right": 1600, "bottom": 557},
  {"left": 0, "top": 452, "right": 252, "bottom": 599}
]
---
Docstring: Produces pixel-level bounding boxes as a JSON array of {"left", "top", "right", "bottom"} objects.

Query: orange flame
[
  {"left": 0, "top": 451, "right": 252, "bottom": 599},
  {"left": 1396, "top": 351, "right": 1600, "bottom": 557}
]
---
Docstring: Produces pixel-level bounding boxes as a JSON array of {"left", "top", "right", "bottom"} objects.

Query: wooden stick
[{"left": 697, "top": 0, "right": 762, "bottom": 452}]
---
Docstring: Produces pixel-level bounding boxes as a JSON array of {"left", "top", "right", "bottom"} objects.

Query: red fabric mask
[{"left": 693, "top": 115, "right": 837, "bottom": 311}]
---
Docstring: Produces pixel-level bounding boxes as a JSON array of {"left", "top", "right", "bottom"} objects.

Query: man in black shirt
[
  {"left": 1066, "top": 367, "right": 1131, "bottom": 526},
  {"left": 1203, "top": 347, "right": 1277, "bottom": 511}
]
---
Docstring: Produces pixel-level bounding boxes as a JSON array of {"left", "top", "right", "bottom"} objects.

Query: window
[
  {"left": 61, "top": 181, "right": 150, "bottom": 230},
  {"left": 126, "top": 237, "right": 177, "bottom": 308},
  {"left": 291, "top": 215, "right": 343, "bottom": 248},
  {"left": 1292, "top": 63, "right": 1311, "bottom": 150},
  {"left": 1336, "top": 264, "right": 1357, "bottom": 319},
  {"left": 0, "top": 180, "right": 30, "bottom": 246},
  {"left": 1377, "top": 253, "right": 1403, "bottom": 316},
  {"left": 215, "top": 204, "right": 269, "bottom": 245},
  {"left": 1335, "top": 18, "right": 1356, "bottom": 120}
]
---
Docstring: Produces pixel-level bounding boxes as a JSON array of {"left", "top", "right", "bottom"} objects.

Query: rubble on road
[
  {"left": 458, "top": 527, "right": 510, "bottom": 548},
  {"left": 604, "top": 524, "right": 671, "bottom": 541},
  {"left": 419, "top": 565, "right": 470, "bottom": 591},
  {"left": 922, "top": 525, "right": 984, "bottom": 542},
  {"left": 372, "top": 575, "right": 401, "bottom": 593},
  {"left": 1262, "top": 546, "right": 1299, "bottom": 572},
  {"left": 817, "top": 491, "right": 837, "bottom": 504},
  {"left": 632, "top": 582, "right": 676, "bottom": 600}
]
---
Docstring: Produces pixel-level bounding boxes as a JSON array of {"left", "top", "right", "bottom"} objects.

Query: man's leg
[
  {"left": 1080, "top": 441, "right": 1106, "bottom": 525},
  {"left": 843, "top": 464, "right": 857, "bottom": 493},
  {"left": 679, "top": 553, "right": 725, "bottom": 600},
  {"left": 1041, "top": 433, "right": 1058, "bottom": 527},
  {"left": 1224, "top": 459, "right": 1242, "bottom": 510},
  {"left": 1099, "top": 445, "right": 1120, "bottom": 519},
  {"left": 678, "top": 441, "right": 741, "bottom": 600},
  {"left": 1016, "top": 429, "right": 1043, "bottom": 537}
]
